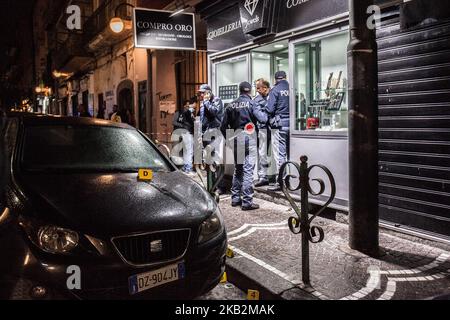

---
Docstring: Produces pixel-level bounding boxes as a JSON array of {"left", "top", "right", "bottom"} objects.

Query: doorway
[
  {"left": 98, "top": 93, "right": 104, "bottom": 119},
  {"left": 138, "top": 80, "right": 147, "bottom": 133},
  {"left": 72, "top": 94, "right": 78, "bottom": 116},
  {"left": 117, "top": 79, "right": 135, "bottom": 126}
]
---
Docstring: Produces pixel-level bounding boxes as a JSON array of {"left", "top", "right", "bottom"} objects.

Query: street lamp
[
  {"left": 53, "top": 70, "right": 72, "bottom": 78},
  {"left": 109, "top": 3, "right": 135, "bottom": 34}
]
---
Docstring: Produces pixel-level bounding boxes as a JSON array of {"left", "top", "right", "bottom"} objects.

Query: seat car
[{"left": 0, "top": 114, "right": 227, "bottom": 300}]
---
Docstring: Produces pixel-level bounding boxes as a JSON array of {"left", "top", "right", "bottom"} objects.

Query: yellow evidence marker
[
  {"left": 220, "top": 272, "right": 228, "bottom": 284},
  {"left": 226, "top": 247, "right": 235, "bottom": 258},
  {"left": 138, "top": 169, "right": 153, "bottom": 181},
  {"left": 247, "top": 290, "right": 260, "bottom": 300}
]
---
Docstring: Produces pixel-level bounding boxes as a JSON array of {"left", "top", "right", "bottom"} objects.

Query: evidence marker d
[{"left": 138, "top": 169, "right": 153, "bottom": 181}]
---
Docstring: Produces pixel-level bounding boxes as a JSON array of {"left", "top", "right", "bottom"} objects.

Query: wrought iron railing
[{"left": 279, "top": 156, "right": 336, "bottom": 285}]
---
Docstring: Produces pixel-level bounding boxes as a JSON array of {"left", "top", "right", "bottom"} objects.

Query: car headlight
[
  {"left": 37, "top": 226, "right": 79, "bottom": 254},
  {"left": 198, "top": 209, "right": 224, "bottom": 244}
]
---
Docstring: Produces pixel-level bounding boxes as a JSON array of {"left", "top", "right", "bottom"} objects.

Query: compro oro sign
[{"left": 133, "top": 8, "right": 196, "bottom": 50}]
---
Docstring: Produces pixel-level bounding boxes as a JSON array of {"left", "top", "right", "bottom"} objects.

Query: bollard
[{"left": 278, "top": 156, "right": 336, "bottom": 285}]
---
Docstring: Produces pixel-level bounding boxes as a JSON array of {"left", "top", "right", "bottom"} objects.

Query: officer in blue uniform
[
  {"left": 221, "top": 82, "right": 268, "bottom": 211},
  {"left": 199, "top": 84, "right": 224, "bottom": 133},
  {"left": 266, "top": 71, "right": 290, "bottom": 191},
  {"left": 198, "top": 84, "right": 226, "bottom": 194}
]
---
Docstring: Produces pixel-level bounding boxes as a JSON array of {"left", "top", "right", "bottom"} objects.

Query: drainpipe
[{"left": 347, "top": 0, "right": 380, "bottom": 257}]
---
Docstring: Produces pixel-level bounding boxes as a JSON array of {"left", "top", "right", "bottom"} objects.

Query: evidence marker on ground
[
  {"left": 247, "top": 289, "right": 260, "bottom": 300},
  {"left": 220, "top": 272, "right": 228, "bottom": 284}
]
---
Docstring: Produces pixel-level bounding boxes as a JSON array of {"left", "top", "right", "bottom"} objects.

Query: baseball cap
[
  {"left": 198, "top": 84, "right": 212, "bottom": 93},
  {"left": 239, "top": 81, "right": 252, "bottom": 93},
  {"left": 275, "top": 71, "right": 287, "bottom": 80}
]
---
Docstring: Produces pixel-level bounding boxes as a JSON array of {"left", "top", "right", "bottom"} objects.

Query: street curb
[
  {"left": 225, "top": 261, "right": 283, "bottom": 300},
  {"left": 225, "top": 260, "right": 318, "bottom": 301}
]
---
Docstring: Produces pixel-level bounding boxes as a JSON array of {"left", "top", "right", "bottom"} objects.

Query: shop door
[
  {"left": 72, "top": 95, "right": 78, "bottom": 116},
  {"left": 98, "top": 93, "right": 104, "bottom": 119},
  {"left": 82, "top": 91, "right": 89, "bottom": 115},
  {"left": 119, "top": 88, "right": 133, "bottom": 126},
  {"left": 61, "top": 97, "right": 68, "bottom": 116},
  {"left": 377, "top": 12, "right": 450, "bottom": 238}
]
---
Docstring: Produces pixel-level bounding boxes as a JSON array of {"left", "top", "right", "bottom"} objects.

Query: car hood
[{"left": 18, "top": 171, "right": 216, "bottom": 238}]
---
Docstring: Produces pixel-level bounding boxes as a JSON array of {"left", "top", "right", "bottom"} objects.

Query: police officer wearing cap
[
  {"left": 198, "top": 84, "right": 226, "bottom": 194},
  {"left": 198, "top": 84, "right": 224, "bottom": 133},
  {"left": 221, "top": 82, "right": 268, "bottom": 211},
  {"left": 267, "top": 71, "right": 290, "bottom": 191}
]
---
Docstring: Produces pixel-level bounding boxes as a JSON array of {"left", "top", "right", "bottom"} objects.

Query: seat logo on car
[{"left": 150, "top": 240, "right": 163, "bottom": 253}]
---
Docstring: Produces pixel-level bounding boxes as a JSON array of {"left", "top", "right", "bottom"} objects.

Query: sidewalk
[{"left": 218, "top": 194, "right": 450, "bottom": 300}]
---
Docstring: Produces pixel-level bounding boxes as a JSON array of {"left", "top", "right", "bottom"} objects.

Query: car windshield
[{"left": 21, "top": 125, "right": 172, "bottom": 173}]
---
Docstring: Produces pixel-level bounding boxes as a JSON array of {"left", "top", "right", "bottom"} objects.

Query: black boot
[
  {"left": 231, "top": 201, "right": 242, "bottom": 207},
  {"left": 242, "top": 203, "right": 260, "bottom": 211}
]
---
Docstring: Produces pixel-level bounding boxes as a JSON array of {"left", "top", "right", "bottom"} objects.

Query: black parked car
[{"left": 0, "top": 114, "right": 227, "bottom": 300}]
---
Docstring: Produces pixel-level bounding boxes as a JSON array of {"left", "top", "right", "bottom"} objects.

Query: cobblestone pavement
[
  {"left": 197, "top": 283, "right": 247, "bottom": 300},
  {"left": 218, "top": 196, "right": 450, "bottom": 300}
]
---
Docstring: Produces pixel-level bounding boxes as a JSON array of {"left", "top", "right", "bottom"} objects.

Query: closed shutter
[{"left": 377, "top": 9, "right": 450, "bottom": 238}]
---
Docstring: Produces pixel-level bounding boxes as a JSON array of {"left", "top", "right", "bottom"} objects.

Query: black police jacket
[
  {"left": 267, "top": 80, "right": 290, "bottom": 127},
  {"left": 221, "top": 94, "right": 268, "bottom": 136},
  {"left": 173, "top": 109, "right": 195, "bottom": 134},
  {"left": 200, "top": 96, "right": 224, "bottom": 132}
]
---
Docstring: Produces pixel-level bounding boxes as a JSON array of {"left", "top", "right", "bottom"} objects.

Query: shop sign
[
  {"left": 206, "top": 5, "right": 250, "bottom": 52},
  {"left": 205, "top": 0, "right": 348, "bottom": 52},
  {"left": 238, "top": 0, "right": 273, "bottom": 36},
  {"left": 134, "top": 8, "right": 196, "bottom": 50},
  {"left": 279, "top": 0, "right": 348, "bottom": 32}
]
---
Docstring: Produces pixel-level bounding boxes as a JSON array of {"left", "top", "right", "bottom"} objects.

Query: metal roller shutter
[{"left": 377, "top": 9, "right": 450, "bottom": 239}]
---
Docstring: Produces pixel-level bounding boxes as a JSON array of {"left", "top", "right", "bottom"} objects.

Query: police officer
[
  {"left": 198, "top": 84, "right": 226, "bottom": 194},
  {"left": 221, "top": 82, "right": 268, "bottom": 211},
  {"left": 267, "top": 71, "right": 290, "bottom": 191},
  {"left": 198, "top": 84, "right": 224, "bottom": 134},
  {"left": 254, "top": 78, "right": 271, "bottom": 187}
]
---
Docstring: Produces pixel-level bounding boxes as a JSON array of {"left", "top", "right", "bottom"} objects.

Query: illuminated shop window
[{"left": 294, "top": 32, "right": 348, "bottom": 132}]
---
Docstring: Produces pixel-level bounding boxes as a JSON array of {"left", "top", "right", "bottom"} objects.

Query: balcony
[
  {"left": 50, "top": 0, "right": 94, "bottom": 73},
  {"left": 53, "top": 33, "right": 94, "bottom": 73},
  {"left": 84, "top": 0, "right": 134, "bottom": 52}
]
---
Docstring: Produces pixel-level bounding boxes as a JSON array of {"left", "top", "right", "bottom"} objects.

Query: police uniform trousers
[
  {"left": 232, "top": 133, "right": 257, "bottom": 207},
  {"left": 272, "top": 127, "right": 290, "bottom": 176},
  {"left": 257, "top": 128, "right": 270, "bottom": 182}
]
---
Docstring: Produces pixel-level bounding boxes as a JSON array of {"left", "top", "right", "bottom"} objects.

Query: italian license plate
[{"left": 128, "top": 262, "right": 185, "bottom": 295}]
